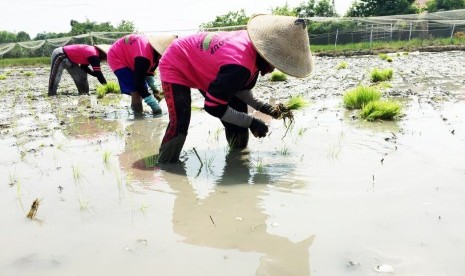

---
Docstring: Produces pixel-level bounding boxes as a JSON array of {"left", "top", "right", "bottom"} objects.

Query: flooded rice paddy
[{"left": 1, "top": 51, "right": 465, "bottom": 276}]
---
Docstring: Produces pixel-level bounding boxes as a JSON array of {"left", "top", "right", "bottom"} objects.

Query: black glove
[
  {"left": 249, "top": 118, "right": 268, "bottom": 138},
  {"left": 260, "top": 103, "right": 282, "bottom": 119}
]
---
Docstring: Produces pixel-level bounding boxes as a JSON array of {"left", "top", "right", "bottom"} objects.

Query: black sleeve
[
  {"left": 80, "top": 65, "right": 94, "bottom": 75},
  {"left": 204, "top": 64, "right": 251, "bottom": 118},
  {"left": 87, "top": 56, "right": 107, "bottom": 84},
  {"left": 134, "top": 56, "right": 151, "bottom": 98}
]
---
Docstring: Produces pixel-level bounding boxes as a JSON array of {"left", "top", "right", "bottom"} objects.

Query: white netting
[
  {"left": 2, "top": 9, "right": 465, "bottom": 57},
  {"left": 0, "top": 43, "right": 15, "bottom": 55}
]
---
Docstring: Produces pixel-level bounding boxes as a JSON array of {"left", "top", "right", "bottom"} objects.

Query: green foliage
[
  {"left": 336, "top": 61, "right": 348, "bottom": 69},
  {"left": 370, "top": 68, "right": 394, "bottom": 82},
  {"left": 346, "top": 0, "right": 418, "bottom": 17},
  {"left": 360, "top": 100, "right": 402, "bottom": 121},
  {"left": 286, "top": 95, "right": 310, "bottom": 110},
  {"left": 308, "top": 20, "right": 358, "bottom": 35},
  {"left": 343, "top": 85, "right": 382, "bottom": 109},
  {"left": 0, "top": 57, "right": 49, "bottom": 67},
  {"left": 96, "top": 81, "right": 120, "bottom": 98},
  {"left": 296, "top": 0, "right": 337, "bottom": 17},
  {"left": 270, "top": 70, "right": 287, "bottom": 81},
  {"left": 427, "top": 0, "right": 465, "bottom": 12},
  {"left": 200, "top": 9, "right": 249, "bottom": 28},
  {"left": 272, "top": 3, "right": 298, "bottom": 16}
]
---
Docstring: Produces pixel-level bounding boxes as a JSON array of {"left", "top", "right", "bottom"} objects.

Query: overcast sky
[{"left": 1, "top": 0, "right": 353, "bottom": 38}]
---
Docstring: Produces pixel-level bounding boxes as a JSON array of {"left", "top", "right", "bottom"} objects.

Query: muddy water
[{"left": 1, "top": 51, "right": 465, "bottom": 276}]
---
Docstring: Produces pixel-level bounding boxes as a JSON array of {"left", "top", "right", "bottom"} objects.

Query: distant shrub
[
  {"left": 361, "top": 100, "right": 402, "bottom": 121},
  {"left": 270, "top": 70, "right": 287, "bottom": 82},
  {"left": 343, "top": 85, "right": 381, "bottom": 109},
  {"left": 370, "top": 68, "right": 393, "bottom": 82}
]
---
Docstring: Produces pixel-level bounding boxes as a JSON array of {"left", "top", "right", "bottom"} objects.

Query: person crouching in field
[
  {"left": 48, "top": 44, "right": 110, "bottom": 96},
  {"left": 106, "top": 34, "right": 177, "bottom": 115},
  {"left": 156, "top": 14, "right": 314, "bottom": 163}
]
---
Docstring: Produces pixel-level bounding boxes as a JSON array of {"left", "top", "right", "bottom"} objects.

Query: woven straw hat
[
  {"left": 147, "top": 34, "right": 177, "bottom": 55},
  {"left": 94, "top": 44, "right": 111, "bottom": 55},
  {"left": 247, "top": 14, "right": 313, "bottom": 78}
]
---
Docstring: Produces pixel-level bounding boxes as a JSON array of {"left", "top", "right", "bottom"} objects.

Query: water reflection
[{"left": 156, "top": 149, "right": 313, "bottom": 276}]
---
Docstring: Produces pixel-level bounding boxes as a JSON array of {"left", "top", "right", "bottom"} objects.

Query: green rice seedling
[
  {"left": 336, "top": 61, "right": 348, "bottom": 69},
  {"left": 360, "top": 100, "right": 402, "bottom": 121},
  {"left": 270, "top": 70, "right": 287, "bottom": 82},
  {"left": 191, "top": 105, "right": 203, "bottom": 111},
  {"left": 0, "top": 74, "right": 6, "bottom": 80},
  {"left": 386, "top": 57, "right": 393, "bottom": 62},
  {"left": 285, "top": 95, "right": 309, "bottom": 110},
  {"left": 103, "top": 150, "right": 112, "bottom": 167},
  {"left": 254, "top": 157, "right": 265, "bottom": 174},
  {"left": 23, "top": 71, "right": 35, "bottom": 77},
  {"left": 370, "top": 68, "right": 393, "bottom": 83},
  {"left": 297, "top": 127, "right": 308, "bottom": 136},
  {"left": 343, "top": 85, "right": 381, "bottom": 110},
  {"left": 279, "top": 145, "right": 290, "bottom": 156},
  {"left": 72, "top": 165, "right": 82, "bottom": 184},
  {"left": 403, "top": 52, "right": 409, "bottom": 55},
  {"left": 379, "top": 53, "right": 388, "bottom": 60},
  {"left": 143, "top": 155, "right": 158, "bottom": 168}
]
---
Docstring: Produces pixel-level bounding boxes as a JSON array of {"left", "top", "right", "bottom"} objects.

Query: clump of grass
[
  {"left": 96, "top": 81, "right": 120, "bottom": 98},
  {"left": 23, "top": 71, "right": 35, "bottom": 77},
  {"left": 0, "top": 74, "right": 6, "bottom": 80},
  {"left": 379, "top": 53, "right": 388, "bottom": 60},
  {"left": 360, "top": 100, "right": 402, "bottom": 121},
  {"left": 336, "top": 61, "right": 348, "bottom": 69},
  {"left": 370, "top": 68, "right": 393, "bottom": 83},
  {"left": 343, "top": 85, "right": 381, "bottom": 110},
  {"left": 270, "top": 70, "right": 287, "bottom": 82}
]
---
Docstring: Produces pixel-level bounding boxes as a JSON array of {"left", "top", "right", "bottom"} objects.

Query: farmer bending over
[
  {"left": 107, "top": 34, "right": 177, "bottom": 115},
  {"left": 157, "top": 14, "right": 313, "bottom": 163},
  {"left": 48, "top": 44, "right": 110, "bottom": 96}
]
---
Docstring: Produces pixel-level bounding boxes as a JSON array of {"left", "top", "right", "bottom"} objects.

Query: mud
[{"left": 1, "top": 51, "right": 465, "bottom": 276}]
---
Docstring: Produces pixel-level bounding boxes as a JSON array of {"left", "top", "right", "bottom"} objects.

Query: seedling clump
[
  {"left": 336, "top": 61, "right": 348, "bottom": 69},
  {"left": 0, "top": 74, "right": 6, "bottom": 80},
  {"left": 96, "top": 81, "right": 120, "bottom": 98},
  {"left": 360, "top": 100, "right": 402, "bottom": 121},
  {"left": 270, "top": 70, "right": 287, "bottom": 82},
  {"left": 343, "top": 85, "right": 381, "bottom": 109},
  {"left": 370, "top": 68, "right": 393, "bottom": 83}
]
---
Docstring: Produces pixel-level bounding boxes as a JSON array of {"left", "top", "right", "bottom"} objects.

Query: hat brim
[
  {"left": 95, "top": 44, "right": 111, "bottom": 55},
  {"left": 147, "top": 34, "right": 178, "bottom": 55},
  {"left": 247, "top": 14, "right": 313, "bottom": 78}
]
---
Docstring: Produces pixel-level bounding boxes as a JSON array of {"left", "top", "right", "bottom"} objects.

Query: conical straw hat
[
  {"left": 147, "top": 34, "right": 178, "bottom": 55},
  {"left": 94, "top": 44, "right": 111, "bottom": 55},
  {"left": 247, "top": 14, "right": 313, "bottom": 78}
]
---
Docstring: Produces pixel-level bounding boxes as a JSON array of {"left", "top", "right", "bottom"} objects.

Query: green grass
[
  {"left": 286, "top": 95, "right": 310, "bottom": 110},
  {"left": 96, "top": 81, "right": 120, "bottom": 98},
  {"left": 23, "top": 71, "right": 35, "bottom": 77},
  {"left": 370, "top": 68, "right": 393, "bottom": 83},
  {"left": 270, "top": 70, "right": 287, "bottom": 82},
  {"left": 336, "top": 61, "right": 348, "bottom": 69},
  {"left": 360, "top": 100, "right": 402, "bottom": 121},
  {"left": 310, "top": 37, "right": 465, "bottom": 54},
  {"left": 343, "top": 85, "right": 381, "bottom": 110},
  {"left": 0, "top": 57, "right": 50, "bottom": 67}
]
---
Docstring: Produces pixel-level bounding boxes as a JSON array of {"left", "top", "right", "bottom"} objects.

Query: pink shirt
[
  {"left": 63, "top": 44, "right": 99, "bottom": 65},
  {"left": 107, "top": 34, "right": 155, "bottom": 72},
  {"left": 159, "top": 30, "right": 258, "bottom": 92}
]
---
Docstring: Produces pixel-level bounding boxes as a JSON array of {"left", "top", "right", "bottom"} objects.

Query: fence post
[
  {"left": 370, "top": 25, "right": 373, "bottom": 48},
  {"left": 335, "top": 29, "right": 339, "bottom": 49},
  {"left": 390, "top": 23, "right": 393, "bottom": 41},
  {"left": 450, "top": 23, "right": 456, "bottom": 42},
  {"left": 409, "top": 22, "right": 412, "bottom": 41},
  {"left": 89, "top": 32, "right": 94, "bottom": 45}
]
